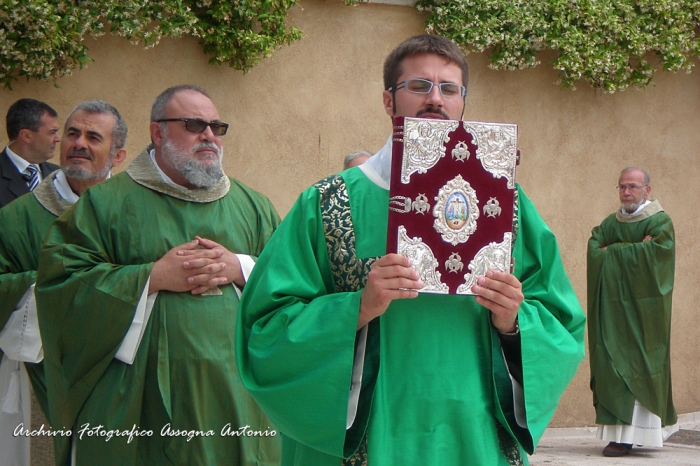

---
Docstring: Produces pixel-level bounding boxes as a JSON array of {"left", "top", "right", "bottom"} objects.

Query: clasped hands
[
  {"left": 149, "top": 236, "right": 243, "bottom": 295},
  {"left": 358, "top": 253, "right": 523, "bottom": 332}
]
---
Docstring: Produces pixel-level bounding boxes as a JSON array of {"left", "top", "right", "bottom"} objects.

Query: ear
[
  {"left": 150, "top": 121, "right": 164, "bottom": 147},
  {"left": 111, "top": 148, "right": 128, "bottom": 168},
  {"left": 383, "top": 90, "right": 395, "bottom": 117},
  {"left": 643, "top": 184, "right": 651, "bottom": 200},
  {"left": 17, "top": 128, "right": 33, "bottom": 144}
]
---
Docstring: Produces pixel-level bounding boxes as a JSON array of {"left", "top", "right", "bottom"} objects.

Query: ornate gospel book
[{"left": 386, "top": 116, "right": 519, "bottom": 295}]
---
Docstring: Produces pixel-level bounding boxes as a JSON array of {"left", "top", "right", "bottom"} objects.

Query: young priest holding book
[{"left": 238, "top": 34, "right": 585, "bottom": 466}]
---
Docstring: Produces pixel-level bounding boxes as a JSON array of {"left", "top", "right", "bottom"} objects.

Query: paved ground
[
  {"left": 668, "top": 430, "right": 700, "bottom": 447},
  {"left": 530, "top": 412, "right": 700, "bottom": 466}
]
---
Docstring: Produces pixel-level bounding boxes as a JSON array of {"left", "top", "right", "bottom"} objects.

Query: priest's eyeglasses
[
  {"left": 388, "top": 79, "right": 467, "bottom": 98},
  {"left": 616, "top": 184, "right": 647, "bottom": 193},
  {"left": 157, "top": 118, "right": 229, "bottom": 136}
]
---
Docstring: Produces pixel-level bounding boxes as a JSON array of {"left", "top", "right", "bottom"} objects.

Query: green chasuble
[
  {"left": 0, "top": 171, "right": 74, "bottom": 415},
  {"left": 238, "top": 167, "right": 585, "bottom": 466},
  {"left": 36, "top": 150, "right": 281, "bottom": 466},
  {"left": 587, "top": 200, "right": 676, "bottom": 426}
]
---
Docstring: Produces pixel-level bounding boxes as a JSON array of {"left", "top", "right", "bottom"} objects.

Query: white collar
[
  {"left": 53, "top": 170, "right": 112, "bottom": 204},
  {"left": 620, "top": 199, "right": 651, "bottom": 216},
  {"left": 148, "top": 148, "right": 186, "bottom": 189},
  {"left": 53, "top": 171, "right": 79, "bottom": 204},
  {"left": 360, "top": 135, "right": 392, "bottom": 190}
]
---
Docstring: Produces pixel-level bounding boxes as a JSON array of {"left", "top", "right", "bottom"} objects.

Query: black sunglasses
[{"left": 157, "top": 118, "right": 229, "bottom": 136}]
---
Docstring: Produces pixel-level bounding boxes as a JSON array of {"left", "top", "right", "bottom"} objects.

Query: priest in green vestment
[
  {"left": 237, "top": 35, "right": 585, "bottom": 466},
  {"left": 0, "top": 100, "right": 128, "bottom": 465},
  {"left": 587, "top": 167, "right": 677, "bottom": 457},
  {"left": 36, "top": 86, "right": 281, "bottom": 466}
]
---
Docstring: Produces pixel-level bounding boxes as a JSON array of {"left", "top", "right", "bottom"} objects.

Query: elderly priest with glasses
[
  {"left": 587, "top": 167, "right": 677, "bottom": 458},
  {"left": 238, "top": 35, "right": 585, "bottom": 465},
  {"left": 36, "top": 85, "right": 281, "bottom": 466}
]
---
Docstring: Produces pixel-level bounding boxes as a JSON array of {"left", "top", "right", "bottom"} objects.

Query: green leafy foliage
[
  {"left": 0, "top": 0, "right": 302, "bottom": 89},
  {"left": 416, "top": 0, "right": 700, "bottom": 92}
]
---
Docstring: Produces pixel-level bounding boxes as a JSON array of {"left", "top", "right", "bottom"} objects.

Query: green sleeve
[
  {"left": 586, "top": 220, "right": 608, "bottom": 332},
  {"left": 607, "top": 213, "right": 674, "bottom": 280},
  {"left": 237, "top": 187, "right": 361, "bottom": 458},
  {"left": 253, "top": 189, "right": 282, "bottom": 255},
  {"left": 35, "top": 190, "right": 152, "bottom": 431},
  {"left": 228, "top": 178, "right": 282, "bottom": 258},
  {"left": 0, "top": 197, "right": 42, "bottom": 327},
  {"left": 495, "top": 186, "right": 586, "bottom": 454},
  {"left": 588, "top": 222, "right": 608, "bottom": 256},
  {"left": 0, "top": 268, "right": 35, "bottom": 329}
]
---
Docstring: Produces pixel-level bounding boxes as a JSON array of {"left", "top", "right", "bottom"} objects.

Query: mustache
[
  {"left": 67, "top": 148, "right": 93, "bottom": 160},
  {"left": 416, "top": 107, "right": 450, "bottom": 119},
  {"left": 194, "top": 142, "right": 221, "bottom": 158}
]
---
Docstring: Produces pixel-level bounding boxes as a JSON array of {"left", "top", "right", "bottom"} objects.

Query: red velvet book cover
[{"left": 386, "top": 116, "right": 519, "bottom": 295}]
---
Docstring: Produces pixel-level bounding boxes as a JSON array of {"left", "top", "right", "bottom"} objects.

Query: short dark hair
[
  {"left": 383, "top": 35, "right": 469, "bottom": 92},
  {"left": 6, "top": 98, "right": 58, "bottom": 141},
  {"left": 151, "top": 85, "right": 210, "bottom": 122},
  {"left": 66, "top": 100, "right": 128, "bottom": 153}
]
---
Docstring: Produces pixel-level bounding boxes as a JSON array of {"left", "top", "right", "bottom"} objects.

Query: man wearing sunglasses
[
  {"left": 36, "top": 85, "right": 280, "bottom": 466},
  {"left": 238, "top": 35, "right": 584, "bottom": 465},
  {"left": 587, "top": 167, "right": 677, "bottom": 457}
]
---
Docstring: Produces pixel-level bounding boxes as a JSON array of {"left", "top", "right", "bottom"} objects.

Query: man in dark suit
[{"left": 1, "top": 98, "right": 61, "bottom": 208}]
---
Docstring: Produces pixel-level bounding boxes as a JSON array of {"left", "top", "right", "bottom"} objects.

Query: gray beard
[
  {"left": 162, "top": 138, "right": 224, "bottom": 189},
  {"left": 622, "top": 200, "right": 642, "bottom": 214},
  {"left": 62, "top": 159, "right": 111, "bottom": 181}
]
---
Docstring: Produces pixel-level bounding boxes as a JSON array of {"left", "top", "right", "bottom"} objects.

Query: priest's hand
[
  {"left": 149, "top": 240, "right": 228, "bottom": 294},
  {"left": 181, "top": 236, "right": 244, "bottom": 294},
  {"left": 358, "top": 254, "right": 423, "bottom": 330},
  {"left": 471, "top": 270, "right": 523, "bottom": 334}
]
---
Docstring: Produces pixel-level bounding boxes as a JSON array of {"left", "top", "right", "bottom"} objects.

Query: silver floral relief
[
  {"left": 397, "top": 226, "right": 449, "bottom": 294},
  {"left": 401, "top": 118, "right": 459, "bottom": 184},
  {"left": 433, "top": 175, "right": 479, "bottom": 246},
  {"left": 456, "top": 233, "right": 512, "bottom": 295},
  {"left": 463, "top": 122, "right": 518, "bottom": 189}
]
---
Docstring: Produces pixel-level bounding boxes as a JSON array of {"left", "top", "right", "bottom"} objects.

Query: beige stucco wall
[{"left": 1, "top": 0, "right": 698, "bottom": 428}]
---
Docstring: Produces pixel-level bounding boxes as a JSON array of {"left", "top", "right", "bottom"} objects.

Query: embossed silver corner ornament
[
  {"left": 433, "top": 175, "right": 479, "bottom": 246},
  {"left": 463, "top": 122, "right": 518, "bottom": 189},
  {"left": 457, "top": 233, "right": 512, "bottom": 295},
  {"left": 397, "top": 226, "right": 449, "bottom": 294},
  {"left": 401, "top": 118, "right": 459, "bottom": 184},
  {"left": 483, "top": 197, "right": 502, "bottom": 218}
]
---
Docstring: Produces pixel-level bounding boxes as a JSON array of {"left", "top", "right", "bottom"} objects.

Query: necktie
[{"left": 23, "top": 164, "right": 40, "bottom": 191}]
